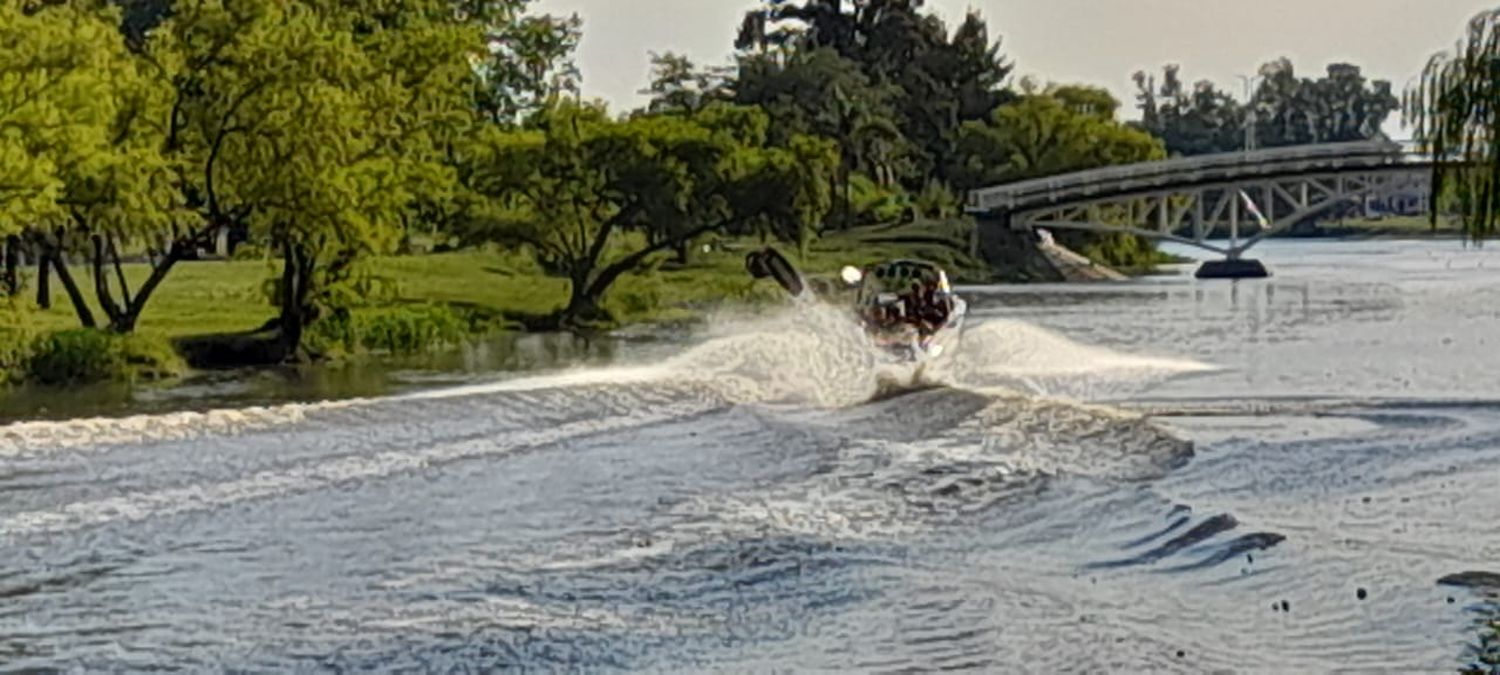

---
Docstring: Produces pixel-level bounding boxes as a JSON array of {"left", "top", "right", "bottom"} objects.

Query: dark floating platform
[{"left": 1195, "top": 258, "right": 1270, "bottom": 279}]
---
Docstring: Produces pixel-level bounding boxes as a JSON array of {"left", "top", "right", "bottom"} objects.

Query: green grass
[
  {"left": 9, "top": 222, "right": 988, "bottom": 347},
  {"left": 20, "top": 250, "right": 565, "bottom": 340},
  {"left": 1291, "top": 214, "right": 1463, "bottom": 236}
]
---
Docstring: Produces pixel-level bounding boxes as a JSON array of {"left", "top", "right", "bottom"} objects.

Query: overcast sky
[{"left": 532, "top": 0, "right": 1495, "bottom": 136}]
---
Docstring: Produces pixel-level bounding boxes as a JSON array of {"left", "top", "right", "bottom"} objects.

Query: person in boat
[{"left": 916, "top": 284, "right": 951, "bottom": 335}]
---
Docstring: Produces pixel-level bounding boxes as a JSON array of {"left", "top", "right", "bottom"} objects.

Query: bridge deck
[{"left": 966, "top": 140, "right": 1429, "bottom": 214}]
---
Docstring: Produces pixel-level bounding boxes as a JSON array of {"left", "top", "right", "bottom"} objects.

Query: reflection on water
[{"left": 0, "top": 331, "right": 634, "bottom": 424}]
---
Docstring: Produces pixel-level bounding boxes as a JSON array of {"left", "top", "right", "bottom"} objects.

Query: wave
[{"left": 0, "top": 300, "right": 1205, "bottom": 543}]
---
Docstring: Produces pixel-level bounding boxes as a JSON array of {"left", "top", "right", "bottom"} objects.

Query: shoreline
[{"left": 1, "top": 230, "right": 1462, "bottom": 421}]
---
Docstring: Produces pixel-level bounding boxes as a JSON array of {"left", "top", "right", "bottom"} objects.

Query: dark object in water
[
  {"left": 745, "top": 247, "right": 804, "bottom": 297},
  {"left": 1087, "top": 513, "right": 1240, "bottom": 570},
  {"left": 1196, "top": 258, "right": 1270, "bottom": 279},
  {"left": 1438, "top": 571, "right": 1500, "bottom": 590},
  {"left": 1357, "top": 588, "right": 1368, "bottom": 600}
]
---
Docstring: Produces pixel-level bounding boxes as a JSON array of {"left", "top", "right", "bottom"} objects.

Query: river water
[{"left": 2, "top": 239, "right": 1499, "bottom": 672}]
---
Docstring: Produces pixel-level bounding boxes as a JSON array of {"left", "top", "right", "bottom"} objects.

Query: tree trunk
[
  {"left": 112, "top": 246, "right": 182, "bottom": 334},
  {"left": 90, "top": 235, "right": 125, "bottom": 327},
  {"left": 561, "top": 268, "right": 605, "bottom": 327},
  {"left": 35, "top": 253, "right": 51, "bottom": 309},
  {"left": 108, "top": 234, "right": 131, "bottom": 304},
  {"left": 2, "top": 235, "right": 18, "bottom": 296},
  {"left": 275, "top": 244, "right": 317, "bottom": 360},
  {"left": 45, "top": 250, "right": 96, "bottom": 329},
  {"left": 841, "top": 161, "right": 853, "bottom": 230}
]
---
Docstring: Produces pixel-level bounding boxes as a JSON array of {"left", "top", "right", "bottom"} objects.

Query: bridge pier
[
  {"left": 1195, "top": 196, "right": 1270, "bottom": 278},
  {"left": 1195, "top": 258, "right": 1270, "bottom": 279}
]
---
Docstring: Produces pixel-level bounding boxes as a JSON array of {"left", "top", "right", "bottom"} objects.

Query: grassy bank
[
  {"left": 1, "top": 219, "right": 1153, "bottom": 384},
  {"left": 1280, "top": 215, "right": 1463, "bottom": 238}
]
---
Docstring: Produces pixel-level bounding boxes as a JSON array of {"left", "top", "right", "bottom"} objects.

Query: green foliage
[
  {"left": 1251, "top": 59, "right": 1398, "bottom": 147},
  {"left": 915, "top": 181, "right": 960, "bottom": 220},
  {"left": 0, "top": 2, "right": 132, "bottom": 237},
  {"left": 603, "top": 281, "right": 662, "bottom": 322},
  {"left": 24, "top": 328, "right": 182, "bottom": 385},
  {"left": 1132, "top": 65, "right": 1246, "bottom": 156},
  {"left": 1069, "top": 231, "right": 1165, "bottom": 271},
  {"left": 459, "top": 101, "right": 835, "bottom": 324},
  {"left": 0, "top": 301, "right": 35, "bottom": 384},
  {"left": 734, "top": 2, "right": 1012, "bottom": 183},
  {"left": 847, "top": 174, "right": 908, "bottom": 224},
  {"left": 640, "top": 51, "right": 729, "bottom": 115},
  {"left": 1407, "top": 8, "right": 1500, "bottom": 240},
  {"left": 476, "top": 6, "right": 583, "bottom": 125},
  {"left": 950, "top": 83, "right": 1166, "bottom": 190},
  {"left": 308, "top": 304, "right": 470, "bottom": 356},
  {"left": 231, "top": 244, "right": 267, "bottom": 261},
  {"left": 1135, "top": 60, "right": 1399, "bottom": 157}
]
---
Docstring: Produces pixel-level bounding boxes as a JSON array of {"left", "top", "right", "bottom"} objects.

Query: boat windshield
[{"left": 856, "top": 261, "right": 950, "bottom": 307}]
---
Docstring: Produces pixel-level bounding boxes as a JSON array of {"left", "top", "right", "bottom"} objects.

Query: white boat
[{"left": 746, "top": 248, "right": 968, "bottom": 363}]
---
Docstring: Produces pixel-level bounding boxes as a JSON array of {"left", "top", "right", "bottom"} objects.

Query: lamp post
[{"left": 1237, "top": 74, "right": 1262, "bottom": 152}]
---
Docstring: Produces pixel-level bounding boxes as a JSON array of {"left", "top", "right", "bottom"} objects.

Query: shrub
[
  {"left": 604, "top": 284, "right": 662, "bottom": 322},
  {"left": 230, "top": 243, "right": 266, "bottom": 261},
  {"left": 848, "top": 174, "right": 911, "bottom": 225},
  {"left": 356, "top": 305, "right": 468, "bottom": 354},
  {"left": 915, "top": 180, "right": 960, "bottom": 219},
  {"left": 24, "top": 329, "right": 184, "bottom": 385},
  {"left": 307, "top": 304, "right": 472, "bottom": 356},
  {"left": 0, "top": 302, "right": 36, "bottom": 384}
]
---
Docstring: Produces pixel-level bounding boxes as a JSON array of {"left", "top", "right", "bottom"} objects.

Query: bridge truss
[
  {"left": 1019, "top": 169, "right": 1430, "bottom": 258},
  {"left": 966, "top": 141, "right": 1433, "bottom": 259}
]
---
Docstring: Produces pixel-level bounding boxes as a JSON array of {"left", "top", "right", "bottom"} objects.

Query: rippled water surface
[{"left": 3, "top": 239, "right": 1500, "bottom": 672}]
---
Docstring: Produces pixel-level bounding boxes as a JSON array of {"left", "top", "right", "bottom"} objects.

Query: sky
[{"left": 531, "top": 0, "right": 1496, "bottom": 137}]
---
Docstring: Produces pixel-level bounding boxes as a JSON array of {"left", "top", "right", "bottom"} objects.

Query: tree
[
  {"left": 1132, "top": 60, "right": 1397, "bottom": 157},
  {"left": 460, "top": 102, "right": 834, "bottom": 326},
  {"left": 1132, "top": 65, "right": 1246, "bottom": 156},
  {"left": 639, "top": 52, "right": 730, "bottom": 115},
  {"left": 1407, "top": 8, "right": 1500, "bottom": 239},
  {"left": 731, "top": 1, "right": 1012, "bottom": 186},
  {"left": 475, "top": 8, "right": 582, "bottom": 125},
  {"left": 950, "top": 82, "right": 1165, "bottom": 190},
  {"left": 729, "top": 48, "right": 905, "bottom": 229},
  {"left": 135, "top": 0, "right": 486, "bottom": 358},
  {"left": 30, "top": 2, "right": 182, "bottom": 333},
  {"left": 0, "top": 2, "right": 138, "bottom": 311},
  {"left": 1251, "top": 58, "right": 1397, "bottom": 148}
]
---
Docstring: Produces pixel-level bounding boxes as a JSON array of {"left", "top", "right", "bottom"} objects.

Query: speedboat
[{"left": 746, "top": 248, "right": 968, "bottom": 363}]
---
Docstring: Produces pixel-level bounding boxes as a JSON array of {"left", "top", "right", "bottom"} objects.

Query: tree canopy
[
  {"left": 1134, "top": 60, "right": 1399, "bottom": 157},
  {"left": 730, "top": 1, "right": 1012, "bottom": 186},
  {"left": 950, "top": 82, "right": 1165, "bottom": 190},
  {"left": 1406, "top": 8, "right": 1500, "bottom": 239},
  {"left": 458, "top": 102, "right": 835, "bottom": 326}
]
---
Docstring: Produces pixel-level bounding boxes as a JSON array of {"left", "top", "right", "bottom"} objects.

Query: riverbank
[
  {"left": 0, "top": 219, "right": 1168, "bottom": 387},
  {"left": 0, "top": 222, "right": 977, "bottom": 383},
  {"left": 1279, "top": 215, "right": 1463, "bottom": 238}
]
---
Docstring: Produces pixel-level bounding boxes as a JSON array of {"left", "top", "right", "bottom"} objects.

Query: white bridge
[{"left": 964, "top": 140, "right": 1433, "bottom": 261}]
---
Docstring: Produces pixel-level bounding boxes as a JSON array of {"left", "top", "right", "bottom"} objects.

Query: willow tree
[{"left": 1406, "top": 8, "right": 1500, "bottom": 239}]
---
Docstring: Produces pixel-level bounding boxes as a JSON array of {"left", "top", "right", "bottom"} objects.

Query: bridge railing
[{"left": 967, "top": 140, "right": 1423, "bottom": 212}]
